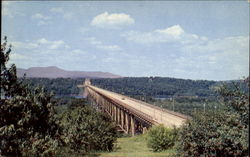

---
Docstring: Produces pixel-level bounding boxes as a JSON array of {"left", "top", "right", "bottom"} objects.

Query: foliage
[
  {"left": 22, "top": 78, "right": 84, "bottom": 96},
  {"left": 58, "top": 103, "right": 118, "bottom": 154},
  {"left": 1, "top": 37, "right": 60, "bottom": 156},
  {"left": 152, "top": 98, "right": 223, "bottom": 116},
  {"left": 176, "top": 82, "right": 249, "bottom": 157},
  {"left": 92, "top": 77, "right": 218, "bottom": 98},
  {"left": 21, "top": 76, "right": 218, "bottom": 98},
  {"left": 147, "top": 125, "right": 178, "bottom": 152}
]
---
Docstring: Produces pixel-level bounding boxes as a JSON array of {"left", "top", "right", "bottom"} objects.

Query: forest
[
  {"left": 21, "top": 77, "right": 219, "bottom": 100},
  {"left": 22, "top": 77, "right": 248, "bottom": 99},
  {"left": 21, "top": 77, "right": 248, "bottom": 116}
]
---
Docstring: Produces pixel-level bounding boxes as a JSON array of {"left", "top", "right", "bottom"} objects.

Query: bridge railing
[{"left": 86, "top": 85, "right": 159, "bottom": 125}]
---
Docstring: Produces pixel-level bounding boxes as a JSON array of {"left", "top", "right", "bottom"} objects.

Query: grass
[{"left": 86, "top": 134, "right": 176, "bottom": 157}]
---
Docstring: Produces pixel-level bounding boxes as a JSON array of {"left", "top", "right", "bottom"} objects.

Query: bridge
[{"left": 79, "top": 79, "right": 190, "bottom": 136}]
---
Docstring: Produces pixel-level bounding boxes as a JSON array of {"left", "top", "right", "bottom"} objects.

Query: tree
[
  {"left": 177, "top": 81, "right": 249, "bottom": 157},
  {"left": 0, "top": 37, "right": 60, "bottom": 156}
]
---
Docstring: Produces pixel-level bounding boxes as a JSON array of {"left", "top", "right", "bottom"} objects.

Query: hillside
[{"left": 17, "top": 66, "right": 121, "bottom": 78}]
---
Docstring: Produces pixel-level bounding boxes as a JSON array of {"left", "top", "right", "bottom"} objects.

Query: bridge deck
[{"left": 87, "top": 85, "right": 189, "bottom": 128}]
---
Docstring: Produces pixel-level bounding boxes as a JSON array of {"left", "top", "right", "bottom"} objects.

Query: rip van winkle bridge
[{"left": 78, "top": 79, "right": 190, "bottom": 136}]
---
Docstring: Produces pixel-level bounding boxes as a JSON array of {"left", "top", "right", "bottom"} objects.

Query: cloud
[
  {"left": 2, "top": 2, "right": 13, "bottom": 18},
  {"left": 48, "top": 40, "right": 65, "bottom": 49},
  {"left": 37, "top": 21, "right": 48, "bottom": 26},
  {"left": 63, "top": 12, "right": 73, "bottom": 20},
  {"left": 79, "top": 27, "right": 89, "bottom": 34},
  {"left": 122, "top": 25, "right": 205, "bottom": 44},
  {"left": 71, "top": 49, "right": 86, "bottom": 54},
  {"left": 2, "top": 1, "right": 25, "bottom": 18},
  {"left": 122, "top": 24, "right": 249, "bottom": 79},
  {"left": 10, "top": 53, "right": 31, "bottom": 60},
  {"left": 11, "top": 38, "right": 69, "bottom": 51},
  {"left": 11, "top": 41, "right": 39, "bottom": 49},
  {"left": 91, "top": 12, "right": 135, "bottom": 29},
  {"left": 86, "top": 37, "right": 122, "bottom": 51},
  {"left": 50, "top": 7, "right": 74, "bottom": 20},
  {"left": 37, "top": 38, "right": 68, "bottom": 50},
  {"left": 175, "top": 35, "right": 249, "bottom": 80},
  {"left": 31, "top": 13, "right": 51, "bottom": 26},
  {"left": 50, "top": 7, "right": 63, "bottom": 13},
  {"left": 155, "top": 25, "right": 184, "bottom": 36},
  {"left": 31, "top": 13, "right": 50, "bottom": 20}
]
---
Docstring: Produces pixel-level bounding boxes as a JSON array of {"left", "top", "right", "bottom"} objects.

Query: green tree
[
  {"left": 57, "top": 100, "right": 118, "bottom": 155},
  {"left": 0, "top": 37, "right": 60, "bottom": 156},
  {"left": 177, "top": 82, "right": 249, "bottom": 157}
]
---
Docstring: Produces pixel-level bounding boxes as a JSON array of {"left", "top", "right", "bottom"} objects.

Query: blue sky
[{"left": 2, "top": 1, "right": 249, "bottom": 80}]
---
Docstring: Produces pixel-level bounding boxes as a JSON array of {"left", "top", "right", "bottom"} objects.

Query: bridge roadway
[{"left": 86, "top": 84, "right": 189, "bottom": 128}]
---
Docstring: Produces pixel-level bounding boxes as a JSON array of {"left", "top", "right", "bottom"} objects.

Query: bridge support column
[
  {"left": 117, "top": 107, "right": 120, "bottom": 125},
  {"left": 111, "top": 104, "right": 114, "bottom": 120},
  {"left": 143, "top": 127, "right": 147, "bottom": 134},
  {"left": 130, "top": 115, "right": 135, "bottom": 136},
  {"left": 109, "top": 102, "right": 111, "bottom": 114},
  {"left": 125, "top": 112, "right": 129, "bottom": 134},
  {"left": 121, "top": 109, "right": 124, "bottom": 129},
  {"left": 114, "top": 106, "right": 117, "bottom": 123},
  {"left": 113, "top": 106, "right": 115, "bottom": 122}
]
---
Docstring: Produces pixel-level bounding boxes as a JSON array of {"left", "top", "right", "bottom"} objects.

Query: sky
[{"left": 2, "top": 1, "right": 249, "bottom": 80}]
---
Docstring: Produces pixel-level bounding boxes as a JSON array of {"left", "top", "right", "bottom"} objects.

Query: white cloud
[
  {"left": 178, "top": 35, "right": 249, "bottom": 80},
  {"left": 38, "top": 38, "right": 49, "bottom": 44},
  {"left": 10, "top": 53, "right": 30, "bottom": 60},
  {"left": 11, "top": 38, "right": 69, "bottom": 51},
  {"left": 2, "top": 1, "right": 25, "bottom": 18},
  {"left": 86, "top": 37, "right": 122, "bottom": 51},
  {"left": 48, "top": 40, "right": 65, "bottom": 49},
  {"left": 50, "top": 7, "right": 63, "bottom": 13},
  {"left": 31, "top": 13, "right": 50, "bottom": 20},
  {"left": 91, "top": 12, "right": 135, "bottom": 29},
  {"left": 98, "top": 45, "right": 121, "bottom": 51},
  {"left": 122, "top": 24, "right": 249, "bottom": 79},
  {"left": 63, "top": 12, "right": 73, "bottom": 20},
  {"left": 79, "top": 27, "right": 89, "bottom": 33},
  {"left": 155, "top": 25, "right": 184, "bottom": 37},
  {"left": 122, "top": 25, "right": 201, "bottom": 44},
  {"left": 2, "top": 3, "right": 13, "bottom": 18},
  {"left": 31, "top": 13, "right": 51, "bottom": 26},
  {"left": 37, "top": 38, "right": 69, "bottom": 50},
  {"left": 50, "top": 7, "right": 74, "bottom": 20},
  {"left": 12, "top": 41, "right": 39, "bottom": 49},
  {"left": 38, "top": 21, "right": 48, "bottom": 26},
  {"left": 71, "top": 49, "right": 86, "bottom": 54}
]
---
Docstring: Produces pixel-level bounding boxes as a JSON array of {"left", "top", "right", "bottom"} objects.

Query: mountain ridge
[{"left": 17, "top": 66, "right": 122, "bottom": 78}]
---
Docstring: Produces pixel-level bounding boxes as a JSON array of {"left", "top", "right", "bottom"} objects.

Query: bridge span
[{"left": 79, "top": 79, "right": 190, "bottom": 136}]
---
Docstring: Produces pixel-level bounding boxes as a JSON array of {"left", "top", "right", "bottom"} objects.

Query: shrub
[{"left": 147, "top": 125, "right": 178, "bottom": 152}]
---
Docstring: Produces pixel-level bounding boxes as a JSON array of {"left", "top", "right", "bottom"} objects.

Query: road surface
[{"left": 88, "top": 85, "right": 188, "bottom": 128}]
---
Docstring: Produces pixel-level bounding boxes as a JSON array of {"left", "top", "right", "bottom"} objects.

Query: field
[{"left": 88, "top": 134, "right": 175, "bottom": 157}]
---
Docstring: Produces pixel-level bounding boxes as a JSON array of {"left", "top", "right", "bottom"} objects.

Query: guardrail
[
  {"left": 87, "top": 85, "right": 191, "bottom": 121},
  {"left": 86, "top": 85, "right": 158, "bottom": 125}
]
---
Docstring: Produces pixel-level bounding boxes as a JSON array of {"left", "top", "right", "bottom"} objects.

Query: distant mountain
[{"left": 17, "top": 66, "right": 122, "bottom": 78}]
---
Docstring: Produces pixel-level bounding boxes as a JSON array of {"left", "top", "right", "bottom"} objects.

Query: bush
[
  {"left": 176, "top": 83, "right": 249, "bottom": 157},
  {"left": 59, "top": 105, "right": 118, "bottom": 154},
  {"left": 147, "top": 125, "right": 178, "bottom": 152}
]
